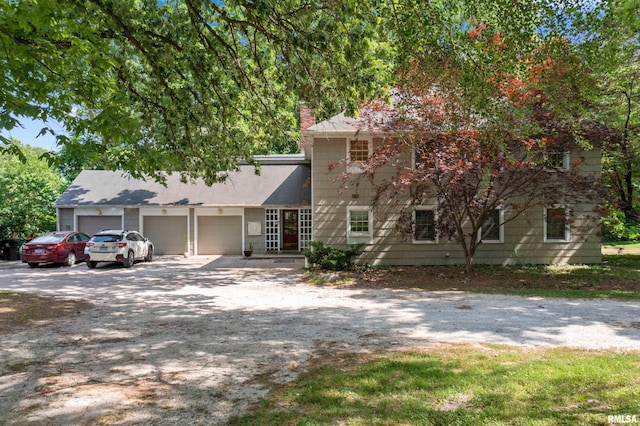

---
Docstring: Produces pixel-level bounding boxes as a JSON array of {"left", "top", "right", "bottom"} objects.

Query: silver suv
[{"left": 85, "top": 230, "right": 154, "bottom": 268}]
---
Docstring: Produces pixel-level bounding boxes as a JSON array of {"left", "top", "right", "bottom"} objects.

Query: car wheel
[
  {"left": 145, "top": 246, "right": 153, "bottom": 262},
  {"left": 64, "top": 251, "right": 76, "bottom": 267},
  {"left": 28, "top": 262, "right": 38, "bottom": 268},
  {"left": 87, "top": 261, "right": 97, "bottom": 269},
  {"left": 123, "top": 250, "right": 134, "bottom": 268}
]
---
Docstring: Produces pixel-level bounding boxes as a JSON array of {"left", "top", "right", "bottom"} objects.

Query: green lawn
[
  {"left": 603, "top": 253, "right": 640, "bottom": 268},
  {"left": 603, "top": 241, "right": 640, "bottom": 249},
  {"left": 306, "top": 254, "right": 640, "bottom": 301},
  {"left": 467, "top": 255, "right": 640, "bottom": 300},
  {"left": 231, "top": 254, "right": 640, "bottom": 425},
  {"left": 229, "top": 345, "right": 640, "bottom": 425}
]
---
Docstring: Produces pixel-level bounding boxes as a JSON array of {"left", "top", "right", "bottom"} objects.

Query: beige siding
[
  {"left": 124, "top": 208, "right": 140, "bottom": 231},
  {"left": 311, "top": 136, "right": 601, "bottom": 266},
  {"left": 245, "top": 208, "right": 265, "bottom": 253},
  {"left": 58, "top": 208, "right": 74, "bottom": 232},
  {"left": 572, "top": 147, "right": 601, "bottom": 175}
]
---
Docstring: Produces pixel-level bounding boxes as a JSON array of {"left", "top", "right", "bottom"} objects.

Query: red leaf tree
[{"left": 333, "top": 29, "right": 604, "bottom": 272}]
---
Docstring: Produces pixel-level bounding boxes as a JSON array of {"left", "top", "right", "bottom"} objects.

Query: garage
[
  {"left": 78, "top": 216, "right": 122, "bottom": 237},
  {"left": 143, "top": 216, "right": 188, "bottom": 255},
  {"left": 198, "top": 216, "right": 243, "bottom": 255}
]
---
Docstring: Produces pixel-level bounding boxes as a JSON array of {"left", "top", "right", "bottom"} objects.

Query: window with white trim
[
  {"left": 347, "top": 138, "right": 373, "bottom": 173},
  {"left": 479, "top": 209, "right": 503, "bottom": 243},
  {"left": 544, "top": 207, "right": 570, "bottom": 242},
  {"left": 545, "top": 148, "right": 570, "bottom": 170},
  {"left": 347, "top": 206, "right": 373, "bottom": 243},
  {"left": 413, "top": 207, "right": 437, "bottom": 243}
]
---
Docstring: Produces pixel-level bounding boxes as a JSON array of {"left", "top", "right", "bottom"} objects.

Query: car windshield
[
  {"left": 92, "top": 235, "right": 123, "bottom": 243},
  {"left": 30, "top": 234, "right": 65, "bottom": 244}
]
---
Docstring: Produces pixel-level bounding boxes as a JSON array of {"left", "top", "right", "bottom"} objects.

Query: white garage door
[
  {"left": 143, "top": 216, "right": 188, "bottom": 255},
  {"left": 198, "top": 216, "right": 242, "bottom": 255},
  {"left": 78, "top": 216, "right": 122, "bottom": 237}
]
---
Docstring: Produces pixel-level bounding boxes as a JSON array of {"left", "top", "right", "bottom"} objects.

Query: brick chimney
[
  {"left": 300, "top": 102, "right": 315, "bottom": 131},
  {"left": 299, "top": 102, "right": 315, "bottom": 155}
]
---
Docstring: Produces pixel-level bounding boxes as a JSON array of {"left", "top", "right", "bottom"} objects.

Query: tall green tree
[
  {"left": 599, "top": 40, "right": 640, "bottom": 223},
  {"left": 0, "top": 141, "right": 65, "bottom": 239},
  {"left": 55, "top": 134, "right": 110, "bottom": 182},
  {"left": 334, "top": 22, "right": 604, "bottom": 272},
  {"left": 568, "top": 0, "right": 640, "bottom": 236},
  {"left": 1, "top": 0, "right": 393, "bottom": 184},
  {"left": 313, "top": 0, "right": 632, "bottom": 271},
  {"left": 382, "top": 0, "right": 604, "bottom": 123}
]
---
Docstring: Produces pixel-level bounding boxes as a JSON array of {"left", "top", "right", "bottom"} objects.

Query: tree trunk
[
  {"left": 464, "top": 240, "right": 478, "bottom": 273},
  {"left": 464, "top": 255, "right": 474, "bottom": 273},
  {"left": 619, "top": 91, "right": 637, "bottom": 222},
  {"left": 622, "top": 166, "right": 638, "bottom": 221}
]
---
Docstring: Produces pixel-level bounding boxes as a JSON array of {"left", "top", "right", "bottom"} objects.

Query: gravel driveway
[{"left": 1, "top": 255, "right": 640, "bottom": 424}]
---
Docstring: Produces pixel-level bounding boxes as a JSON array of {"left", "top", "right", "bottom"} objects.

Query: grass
[
  {"left": 603, "top": 241, "right": 640, "bottom": 249},
  {"left": 234, "top": 256, "right": 640, "bottom": 425},
  {"left": 603, "top": 254, "right": 640, "bottom": 267},
  {"left": 305, "top": 254, "right": 640, "bottom": 301},
  {"left": 476, "top": 287, "right": 640, "bottom": 301},
  {"left": 229, "top": 344, "right": 640, "bottom": 425},
  {"left": 468, "top": 255, "right": 640, "bottom": 300}
]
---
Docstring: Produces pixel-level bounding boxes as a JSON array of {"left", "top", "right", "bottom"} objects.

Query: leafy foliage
[
  {"left": 0, "top": 141, "right": 65, "bottom": 239},
  {"left": 53, "top": 134, "right": 109, "bottom": 182},
  {"left": 382, "top": 0, "right": 638, "bottom": 243},
  {"left": 304, "top": 241, "right": 364, "bottom": 271},
  {"left": 602, "top": 209, "right": 640, "bottom": 241},
  {"left": 333, "top": 6, "right": 606, "bottom": 271},
  {"left": 585, "top": 3, "right": 640, "bottom": 224},
  {"left": 0, "top": 0, "right": 392, "bottom": 184}
]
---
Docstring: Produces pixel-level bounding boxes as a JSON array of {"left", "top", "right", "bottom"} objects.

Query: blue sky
[{"left": 1, "top": 117, "right": 64, "bottom": 152}]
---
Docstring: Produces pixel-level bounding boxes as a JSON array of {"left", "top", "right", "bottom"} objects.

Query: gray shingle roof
[
  {"left": 55, "top": 165, "right": 311, "bottom": 207},
  {"left": 305, "top": 112, "right": 358, "bottom": 133}
]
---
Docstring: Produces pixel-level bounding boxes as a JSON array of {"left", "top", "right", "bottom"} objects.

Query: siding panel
[{"left": 311, "top": 136, "right": 601, "bottom": 266}]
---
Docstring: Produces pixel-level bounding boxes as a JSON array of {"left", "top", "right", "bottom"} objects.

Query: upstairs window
[
  {"left": 350, "top": 139, "right": 370, "bottom": 162},
  {"left": 545, "top": 148, "right": 570, "bottom": 170},
  {"left": 347, "top": 138, "right": 372, "bottom": 173}
]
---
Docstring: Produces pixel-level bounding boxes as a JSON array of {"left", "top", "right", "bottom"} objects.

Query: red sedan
[{"left": 21, "top": 231, "right": 91, "bottom": 268}]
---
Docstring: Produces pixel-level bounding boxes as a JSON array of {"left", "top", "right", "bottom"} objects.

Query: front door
[{"left": 282, "top": 210, "right": 298, "bottom": 251}]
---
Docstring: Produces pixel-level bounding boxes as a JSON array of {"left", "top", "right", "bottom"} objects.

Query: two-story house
[
  {"left": 301, "top": 109, "right": 602, "bottom": 266},
  {"left": 55, "top": 104, "right": 601, "bottom": 265}
]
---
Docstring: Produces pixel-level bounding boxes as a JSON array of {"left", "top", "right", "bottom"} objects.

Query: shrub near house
[{"left": 304, "top": 241, "right": 364, "bottom": 271}]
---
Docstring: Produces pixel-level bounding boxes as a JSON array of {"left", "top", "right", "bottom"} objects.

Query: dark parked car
[{"left": 21, "top": 231, "right": 91, "bottom": 268}]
